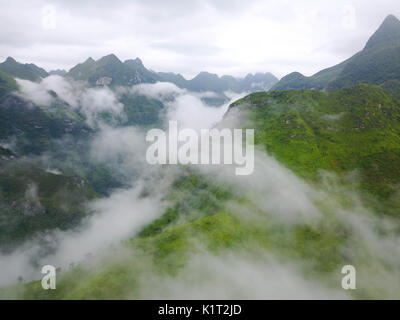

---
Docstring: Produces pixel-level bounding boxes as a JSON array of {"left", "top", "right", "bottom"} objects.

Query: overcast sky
[{"left": 0, "top": 0, "right": 399, "bottom": 79}]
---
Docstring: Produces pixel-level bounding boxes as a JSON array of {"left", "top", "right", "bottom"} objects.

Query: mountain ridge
[
  {"left": 271, "top": 14, "right": 400, "bottom": 91},
  {"left": 158, "top": 70, "right": 279, "bottom": 93},
  {"left": 0, "top": 54, "right": 278, "bottom": 94},
  {"left": 0, "top": 57, "right": 49, "bottom": 82},
  {"left": 64, "top": 53, "right": 279, "bottom": 92}
]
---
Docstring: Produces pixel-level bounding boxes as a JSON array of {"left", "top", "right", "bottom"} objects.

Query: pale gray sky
[{"left": 0, "top": 0, "right": 399, "bottom": 79}]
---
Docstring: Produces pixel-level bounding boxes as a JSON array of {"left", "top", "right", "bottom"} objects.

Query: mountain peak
[
  {"left": 98, "top": 54, "right": 121, "bottom": 64},
  {"left": 364, "top": 14, "right": 400, "bottom": 50},
  {"left": 85, "top": 57, "right": 95, "bottom": 64},
  {"left": 124, "top": 57, "right": 144, "bottom": 68},
  {"left": 5, "top": 57, "right": 17, "bottom": 63},
  {"left": 0, "top": 57, "right": 48, "bottom": 81},
  {"left": 195, "top": 71, "right": 219, "bottom": 79},
  {"left": 382, "top": 14, "right": 400, "bottom": 26}
]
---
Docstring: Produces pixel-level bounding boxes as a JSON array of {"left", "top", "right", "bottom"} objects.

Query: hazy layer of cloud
[
  {"left": 0, "top": 77, "right": 236, "bottom": 286},
  {"left": 1, "top": 78, "right": 400, "bottom": 299},
  {"left": 138, "top": 252, "right": 349, "bottom": 299},
  {"left": 16, "top": 76, "right": 241, "bottom": 130},
  {"left": 0, "top": 182, "right": 166, "bottom": 286},
  {"left": 17, "top": 76, "right": 124, "bottom": 124},
  {"left": 130, "top": 82, "right": 246, "bottom": 130}
]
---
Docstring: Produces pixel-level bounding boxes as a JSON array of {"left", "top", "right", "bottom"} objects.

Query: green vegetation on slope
[
  {"left": 2, "top": 141, "right": 399, "bottom": 299},
  {"left": 232, "top": 84, "right": 400, "bottom": 213},
  {"left": 0, "top": 57, "right": 48, "bottom": 82},
  {"left": 381, "top": 79, "right": 400, "bottom": 98},
  {"left": 4, "top": 193, "right": 393, "bottom": 299},
  {"left": 0, "top": 93, "right": 90, "bottom": 155},
  {"left": 0, "top": 160, "right": 97, "bottom": 250},
  {"left": 0, "top": 70, "right": 18, "bottom": 97},
  {"left": 120, "top": 93, "right": 164, "bottom": 126},
  {"left": 138, "top": 172, "right": 233, "bottom": 238}
]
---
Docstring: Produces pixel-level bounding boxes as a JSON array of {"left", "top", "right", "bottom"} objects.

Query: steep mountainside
[
  {"left": 0, "top": 70, "right": 18, "bottom": 96},
  {"left": 0, "top": 159, "right": 97, "bottom": 251},
  {"left": 0, "top": 92, "right": 90, "bottom": 155},
  {"left": 231, "top": 84, "right": 400, "bottom": 212},
  {"left": 0, "top": 172, "right": 362, "bottom": 299},
  {"left": 272, "top": 15, "right": 400, "bottom": 91},
  {"left": 0, "top": 77, "right": 119, "bottom": 249},
  {"left": 66, "top": 57, "right": 96, "bottom": 81},
  {"left": 0, "top": 57, "right": 48, "bottom": 82},
  {"left": 381, "top": 79, "right": 400, "bottom": 98},
  {"left": 4, "top": 160, "right": 400, "bottom": 299}
]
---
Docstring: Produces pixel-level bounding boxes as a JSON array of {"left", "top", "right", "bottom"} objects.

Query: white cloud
[
  {"left": 16, "top": 78, "right": 54, "bottom": 106},
  {"left": 0, "top": 180, "right": 167, "bottom": 286},
  {"left": 16, "top": 76, "right": 124, "bottom": 125},
  {"left": 131, "top": 81, "right": 246, "bottom": 130},
  {"left": 81, "top": 87, "right": 123, "bottom": 115},
  {"left": 139, "top": 252, "right": 350, "bottom": 299}
]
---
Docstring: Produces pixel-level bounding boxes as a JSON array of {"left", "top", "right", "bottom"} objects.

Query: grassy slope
[
  {"left": 2, "top": 166, "right": 396, "bottom": 299},
  {"left": 232, "top": 85, "right": 400, "bottom": 212},
  {"left": 4, "top": 196, "right": 391, "bottom": 299},
  {"left": 1, "top": 209, "right": 354, "bottom": 299},
  {"left": 0, "top": 70, "right": 18, "bottom": 96},
  {"left": 2, "top": 85, "right": 400, "bottom": 299}
]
